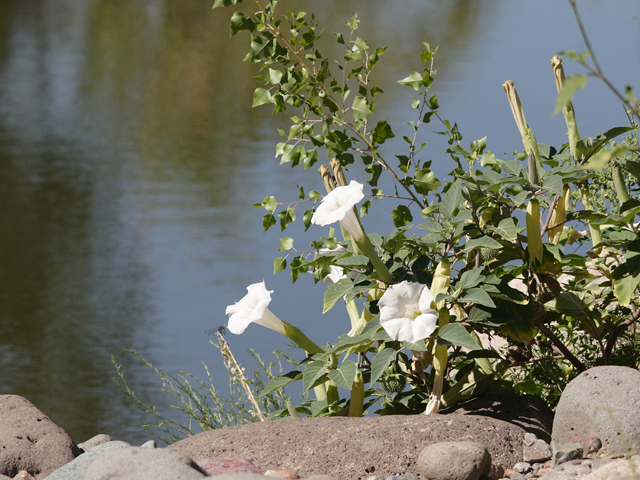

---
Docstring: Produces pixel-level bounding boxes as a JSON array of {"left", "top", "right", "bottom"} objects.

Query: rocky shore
[{"left": 1, "top": 366, "right": 640, "bottom": 480}]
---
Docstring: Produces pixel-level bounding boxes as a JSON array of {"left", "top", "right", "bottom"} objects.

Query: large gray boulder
[
  {"left": 43, "top": 440, "right": 131, "bottom": 480},
  {"left": 0, "top": 395, "right": 81, "bottom": 479},
  {"left": 83, "top": 447, "right": 210, "bottom": 480},
  {"left": 170, "top": 414, "right": 528, "bottom": 479},
  {"left": 552, "top": 366, "right": 640, "bottom": 457}
]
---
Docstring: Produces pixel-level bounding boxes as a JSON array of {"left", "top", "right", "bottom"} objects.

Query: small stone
[
  {"left": 272, "top": 469, "right": 299, "bottom": 479},
  {"left": 418, "top": 442, "right": 491, "bottom": 480},
  {"left": 523, "top": 439, "right": 552, "bottom": 463},
  {"left": 524, "top": 433, "right": 537, "bottom": 447},
  {"left": 552, "top": 442, "right": 583, "bottom": 466},
  {"left": 13, "top": 472, "right": 35, "bottom": 480},
  {"left": 365, "top": 477, "right": 379, "bottom": 480},
  {"left": 140, "top": 440, "right": 157, "bottom": 448},
  {"left": 196, "top": 456, "right": 262, "bottom": 475},
  {"left": 77, "top": 434, "right": 113, "bottom": 452},
  {"left": 384, "top": 477, "right": 406, "bottom": 480},
  {"left": 265, "top": 471, "right": 278, "bottom": 477},
  {"left": 503, "top": 469, "right": 518, "bottom": 476},
  {"left": 404, "top": 475, "right": 420, "bottom": 480},
  {"left": 513, "top": 462, "right": 532, "bottom": 474},
  {"left": 566, "top": 435, "right": 602, "bottom": 456}
]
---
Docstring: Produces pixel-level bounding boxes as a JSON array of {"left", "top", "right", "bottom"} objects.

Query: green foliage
[
  {"left": 123, "top": 1, "right": 640, "bottom": 424},
  {"left": 112, "top": 345, "right": 299, "bottom": 443}
]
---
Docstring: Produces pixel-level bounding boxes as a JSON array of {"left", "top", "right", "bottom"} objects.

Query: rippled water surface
[{"left": 0, "top": 0, "right": 638, "bottom": 444}]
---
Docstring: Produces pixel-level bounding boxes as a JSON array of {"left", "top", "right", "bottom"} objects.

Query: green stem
[
  {"left": 283, "top": 322, "right": 323, "bottom": 354},
  {"left": 354, "top": 234, "right": 393, "bottom": 285}
]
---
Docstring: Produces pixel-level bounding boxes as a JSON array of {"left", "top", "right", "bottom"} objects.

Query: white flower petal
[
  {"left": 225, "top": 281, "right": 285, "bottom": 335},
  {"left": 379, "top": 281, "right": 440, "bottom": 343},
  {"left": 311, "top": 181, "right": 366, "bottom": 242},
  {"left": 412, "top": 312, "right": 438, "bottom": 342}
]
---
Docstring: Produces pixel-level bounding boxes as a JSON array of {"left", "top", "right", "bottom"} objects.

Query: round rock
[
  {"left": 417, "top": 442, "right": 490, "bottom": 480},
  {"left": 552, "top": 366, "right": 640, "bottom": 456}
]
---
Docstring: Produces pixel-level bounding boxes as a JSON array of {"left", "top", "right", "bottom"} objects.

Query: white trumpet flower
[{"left": 378, "top": 281, "right": 439, "bottom": 344}]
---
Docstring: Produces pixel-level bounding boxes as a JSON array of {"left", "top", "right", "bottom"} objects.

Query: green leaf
[
  {"left": 372, "top": 119, "right": 395, "bottom": 145},
  {"left": 545, "top": 291, "right": 594, "bottom": 315},
  {"left": 458, "top": 269, "right": 484, "bottom": 290},
  {"left": 553, "top": 74, "right": 587, "bottom": 115},
  {"left": 391, "top": 205, "right": 413, "bottom": 227},
  {"left": 460, "top": 288, "right": 496, "bottom": 308},
  {"left": 213, "top": 0, "right": 241, "bottom": 8},
  {"left": 398, "top": 72, "right": 425, "bottom": 91},
  {"left": 582, "top": 145, "right": 630, "bottom": 171},
  {"left": 230, "top": 11, "right": 256, "bottom": 36},
  {"left": 302, "top": 362, "right": 327, "bottom": 393},
  {"left": 441, "top": 179, "right": 462, "bottom": 220},
  {"left": 278, "top": 208, "right": 295, "bottom": 231},
  {"left": 303, "top": 208, "right": 314, "bottom": 231},
  {"left": 437, "top": 323, "right": 480, "bottom": 350},
  {"left": 279, "top": 237, "right": 294, "bottom": 252},
  {"left": 252, "top": 87, "right": 273, "bottom": 107},
  {"left": 323, "top": 278, "right": 352, "bottom": 313},
  {"left": 261, "top": 371, "right": 302, "bottom": 396},
  {"left": 614, "top": 274, "right": 639, "bottom": 306},
  {"left": 327, "top": 360, "right": 357, "bottom": 389},
  {"left": 262, "top": 213, "right": 276, "bottom": 233},
  {"left": 542, "top": 174, "right": 563, "bottom": 196},
  {"left": 273, "top": 257, "right": 287, "bottom": 274},
  {"left": 351, "top": 96, "right": 373, "bottom": 124},
  {"left": 463, "top": 236, "right": 503, "bottom": 253},
  {"left": 499, "top": 218, "right": 519, "bottom": 240},
  {"left": 413, "top": 168, "right": 441, "bottom": 195},
  {"left": 370, "top": 347, "right": 397, "bottom": 384}
]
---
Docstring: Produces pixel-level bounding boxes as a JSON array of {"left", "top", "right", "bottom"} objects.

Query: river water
[{"left": 0, "top": 0, "right": 638, "bottom": 445}]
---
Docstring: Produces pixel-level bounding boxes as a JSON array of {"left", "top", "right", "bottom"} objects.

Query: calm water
[{"left": 0, "top": 0, "right": 638, "bottom": 445}]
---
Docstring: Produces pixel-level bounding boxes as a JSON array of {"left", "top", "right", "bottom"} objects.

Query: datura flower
[
  {"left": 225, "top": 282, "right": 323, "bottom": 354},
  {"left": 315, "top": 246, "right": 357, "bottom": 286},
  {"left": 378, "top": 281, "right": 439, "bottom": 344},
  {"left": 311, "top": 180, "right": 366, "bottom": 243},
  {"left": 225, "top": 281, "right": 286, "bottom": 335}
]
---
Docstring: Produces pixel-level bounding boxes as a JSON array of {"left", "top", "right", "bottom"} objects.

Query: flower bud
[
  {"left": 526, "top": 198, "right": 543, "bottom": 265},
  {"left": 330, "top": 157, "right": 348, "bottom": 187}
]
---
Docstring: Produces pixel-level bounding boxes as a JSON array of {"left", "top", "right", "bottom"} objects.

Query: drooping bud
[
  {"left": 612, "top": 160, "right": 630, "bottom": 207},
  {"left": 551, "top": 56, "right": 581, "bottom": 161},
  {"left": 430, "top": 258, "right": 451, "bottom": 310},
  {"left": 319, "top": 165, "right": 336, "bottom": 194},
  {"left": 526, "top": 198, "right": 543, "bottom": 265},
  {"left": 503, "top": 80, "right": 542, "bottom": 177},
  {"left": 330, "top": 157, "right": 348, "bottom": 187},
  {"left": 548, "top": 186, "right": 570, "bottom": 245},
  {"left": 348, "top": 371, "right": 365, "bottom": 417}
]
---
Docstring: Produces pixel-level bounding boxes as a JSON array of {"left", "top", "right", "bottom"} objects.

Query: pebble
[
  {"left": 77, "top": 434, "right": 113, "bottom": 452},
  {"left": 418, "top": 441, "right": 491, "bottom": 480},
  {"left": 12, "top": 472, "right": 35, "bottom": 480},
  {"left": 140, "top": 440, "right": 157, "bottom": 448},
  {"left": 552, "top": 442, "right": 583, "bottom": 467},
  {"left": 513, "top": 462, "right": 532, "bottom": 474},
  {"left": 523, "top": 436, "right": 552, "bottom": 464},
  {"left": 565, "top": 435, "right": 601, "bottom": 456}
]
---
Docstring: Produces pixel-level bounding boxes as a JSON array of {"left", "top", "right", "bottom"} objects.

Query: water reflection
[{"left": 0, "top": 0, "right": 637, "bottom": 445}]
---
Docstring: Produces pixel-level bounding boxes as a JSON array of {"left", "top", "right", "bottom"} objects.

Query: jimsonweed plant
[{"left": 209, "top": 0, "right": 640, "bottom": 418}]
